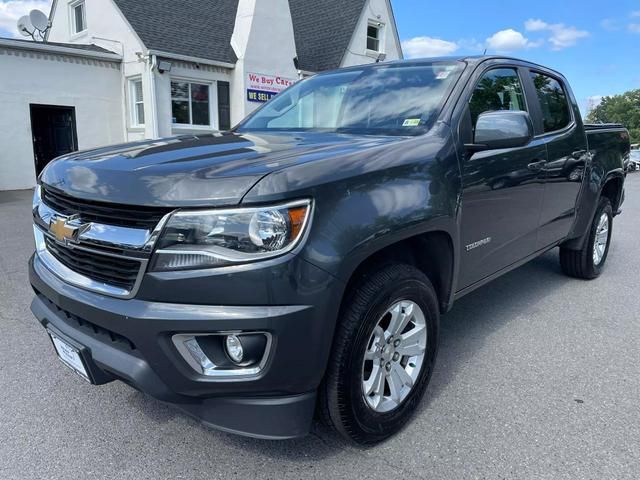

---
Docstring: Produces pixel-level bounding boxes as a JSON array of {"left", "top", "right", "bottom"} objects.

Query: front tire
[
  {"left": 560, "top": 196, "right": 613, "bottom": 279},
  {"left": 318, "top": 264, "right": 439, "bottom": 445}
]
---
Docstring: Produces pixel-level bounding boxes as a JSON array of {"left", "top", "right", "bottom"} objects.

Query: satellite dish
[
  {"left": 17, "top": 15, "right": 34, "bottom": 36},
  {"left": 29, "top": 9, "right": 49, "bottom": 31}
]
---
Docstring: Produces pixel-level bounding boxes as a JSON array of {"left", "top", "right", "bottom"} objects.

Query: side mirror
[{"left": 471, "top": 110, "right": 534, "bottom": 151}]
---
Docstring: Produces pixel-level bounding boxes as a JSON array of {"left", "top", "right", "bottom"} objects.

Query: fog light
[
  {"left": 225, "top": 335, "right": 244, "bottom": 364},
  {"left": 171, "top": 332, "right": 271, "bottom": 378}
]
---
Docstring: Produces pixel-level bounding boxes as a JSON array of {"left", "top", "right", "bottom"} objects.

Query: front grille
[
  {"left": 39, "top": 294, "right": 137, "bottom": 353},
  {"left": 42, "top": 186, "right": 171, "bottom": 230},
  {"left": 45, "top": 236, "right": 141, "bottom": 291}
]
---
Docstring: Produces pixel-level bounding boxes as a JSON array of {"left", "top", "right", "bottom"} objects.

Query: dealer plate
[{"left": 48, "top": 330, "right": 90, "bottom": 382}]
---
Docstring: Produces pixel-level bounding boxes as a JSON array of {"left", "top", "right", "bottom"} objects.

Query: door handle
[{"left": 527, "top": 160, "right": 547, "bottom": 171}]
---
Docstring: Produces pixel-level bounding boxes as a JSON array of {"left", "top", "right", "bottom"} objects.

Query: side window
[
  {"left": 469, "top": 68, "right": 527, "bottom": 127},
  {"left": 530, "top": 72, "right": 571, "bottom": 133}
]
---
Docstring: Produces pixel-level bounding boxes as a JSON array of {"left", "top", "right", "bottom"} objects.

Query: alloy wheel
[{"left": 361, "top": 300, "right": 427, "bottom": 413}]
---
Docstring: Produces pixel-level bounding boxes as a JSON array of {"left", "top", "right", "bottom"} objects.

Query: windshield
[
  {"left": 237, "top": 62, "right": 465, "bottom": 136},
  {"left": 631, "top": 150, "right": 640, "bottom": 159}
]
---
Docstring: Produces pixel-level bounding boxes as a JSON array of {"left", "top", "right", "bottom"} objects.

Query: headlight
[{"left": 151, "top": 199, "right": 312, "bottom": 271}]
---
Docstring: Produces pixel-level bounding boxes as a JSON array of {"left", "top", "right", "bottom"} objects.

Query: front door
[
  {"left": 30, "top": 104, "right": 78, "bottom": 176},
  {"left": 458, "top": 67, "right": 547, "bottom": 289}
]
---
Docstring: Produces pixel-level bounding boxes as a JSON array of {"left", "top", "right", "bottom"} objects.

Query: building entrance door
[{"left": 30, "top": 104, "right": 78, "bottom": 175}]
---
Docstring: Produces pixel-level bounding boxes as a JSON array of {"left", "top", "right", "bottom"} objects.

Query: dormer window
[
  {"left": 71, "top": 0, "right": 87, "bottom": 34},
  {"left": 367, "top": 22, "right": 383, "bottom": 52}
]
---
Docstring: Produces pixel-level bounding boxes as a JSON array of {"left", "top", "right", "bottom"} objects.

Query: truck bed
[{"left": 584, "top": 123, "right": 625, "bottom": 132}]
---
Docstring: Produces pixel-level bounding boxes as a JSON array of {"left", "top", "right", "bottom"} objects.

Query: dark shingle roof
[
  {"left": 289, "top": 0, "right": 367, "bottom": 72},
  {"left": 112, "top": 0, "right": 368, "bottom": 71},
  {"left": 113, "top": 0, "right": 239, "bottom": 64},
  {"left": 2, "top": 37, "right": 116, "bottom": 54}
]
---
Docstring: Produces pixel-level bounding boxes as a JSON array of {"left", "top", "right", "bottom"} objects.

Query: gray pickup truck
[{"left": 30, "top": 56, "right": 629, "bottom": 444}]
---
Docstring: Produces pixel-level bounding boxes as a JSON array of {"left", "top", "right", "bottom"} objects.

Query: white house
[{"left": 0, "top": 0, "right": 402, "bottom": 191}]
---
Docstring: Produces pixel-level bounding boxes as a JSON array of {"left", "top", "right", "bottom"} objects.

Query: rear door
[
  {"left": 525, "top": 71, "right": 590, "bottom": 248},
  {"left": 457, "top": 65, "right": 548, "bottom": 289}
]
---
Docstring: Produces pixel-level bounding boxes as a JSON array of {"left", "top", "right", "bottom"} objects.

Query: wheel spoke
[
  {"left": 373, "top": 326, "right": 385, "bottom": 344},
  {"left": 392, "top": 363, "right": 414, "bottom": 388},
  {"left": 364, "top": 365, "right": 384, "bottom": 396},
  {"left": 365, "top": 326, "right": 384, "bottom": 360},
  {"left": 387, "top": 302, "right": 413, "bottom": 336},
  {"left": 387, "top": 368, "right": 403, "bottom": 403},
  {"left": 398, "top": 325, "right": 426, "bottom": 356}
]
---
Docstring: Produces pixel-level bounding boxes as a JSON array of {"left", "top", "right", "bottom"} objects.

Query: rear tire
[
  {"left": 560, "top": 196, "right": 613, "bottom": 279},
  {"left": 318, "top": 264, "right": 439, "bottom": 445}
]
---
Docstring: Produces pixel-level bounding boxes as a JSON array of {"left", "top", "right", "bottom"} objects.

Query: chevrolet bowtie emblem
[{"left": 49, "top": 215, "right": 91, "bottom": 244}]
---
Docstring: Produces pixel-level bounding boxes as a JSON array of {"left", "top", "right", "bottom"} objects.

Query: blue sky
[
  {"left": 1, "top": 0, "right": 638, "bottom": 113},
  {"left": 393, "top": 0, "right": 640, "bottom": 113}
]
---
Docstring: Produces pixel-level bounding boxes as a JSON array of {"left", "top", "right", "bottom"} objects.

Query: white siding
[
  {"left": 230, "top": 0, "right": 299, "bottom": 125},
  {"left": 48, "top": 0, "right": 145, "bottom": 59},
  {"left": 0, "top": 49, "right": 124, "bottom": 190},
  {"left": 48, "top": 0, "right": 155, "bottom": 140},
  {"left": 341, "top": 0, "right": 403, "bottom": 68}
]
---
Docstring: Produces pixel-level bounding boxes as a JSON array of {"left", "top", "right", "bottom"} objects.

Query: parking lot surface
[{"left": 1, "top": 175, "right": 639, "bottom": 479}]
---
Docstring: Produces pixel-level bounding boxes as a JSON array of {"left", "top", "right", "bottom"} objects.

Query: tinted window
[
  {"left": 530, "top": 72, "right": 571, "bottom": 133},
  {"left": 469, "top": 68, "right": 527, "bottom": 127}
]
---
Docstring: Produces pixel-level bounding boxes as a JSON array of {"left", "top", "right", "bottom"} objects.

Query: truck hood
[{"left": 39, "top": 132, "right": 400, "bottom": 207}]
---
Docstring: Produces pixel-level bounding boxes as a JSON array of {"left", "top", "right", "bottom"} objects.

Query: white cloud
[
  {"left": 0, "top": 0, "right": 52, "bottom": 37},
  {"left": 524, "top": 18, "right": 589, "bottom": 49},
  {"left": 401, "top": 36, "right": 459, "bottom": 58},
  {"left": 485, "top": 29, "right": 538, "bottom": 53},
  {"left": 631, "top": 11, "right": 640, "bottom": 17},
  {"left": 524, "top": 19, "right": 548, "bottom": 32},
  {"left": 547, "top": 25, "right": 590, "bottom": 49},
  {"left": 629, "top": 23, "right": 640, "bottom": 33}
]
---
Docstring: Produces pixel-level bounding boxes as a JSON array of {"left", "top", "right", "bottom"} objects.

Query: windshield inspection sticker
[{"left": 402, "top": 119, "right": 421, "bottom": 127}]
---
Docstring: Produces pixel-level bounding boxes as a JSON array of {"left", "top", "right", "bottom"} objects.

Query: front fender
[{"left": 242, "top": 125, "right": 462, "bottom": 296}]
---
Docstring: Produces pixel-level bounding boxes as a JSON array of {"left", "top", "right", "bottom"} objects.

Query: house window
[
  {"left": 171, "top": 81, "right": 211, "bottom": 126},
  {"left": 129, "top": 79, "right": 144, "bottom": 126},
  {"left": 367, "top": 23, "right": 382, "bottom": 52},
  {"left": 71, "top": 1, "right": 86, "bottom": 34}
]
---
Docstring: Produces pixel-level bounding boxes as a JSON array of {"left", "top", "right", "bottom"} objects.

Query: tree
[{"left": 586, "top": 89, "right": 640, "bottom": 144}]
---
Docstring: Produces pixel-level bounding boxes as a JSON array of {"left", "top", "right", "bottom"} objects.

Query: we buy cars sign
[{"left": 246, "top": 72, "right": 296, "bottom": 103}]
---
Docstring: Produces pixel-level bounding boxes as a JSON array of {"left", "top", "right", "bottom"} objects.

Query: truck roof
[{"left": 331, "top": 55, "right": 566, "bottom": 79}]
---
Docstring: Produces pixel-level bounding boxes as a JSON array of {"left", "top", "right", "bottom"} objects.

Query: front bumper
[{"left": 29, "top": 253, "right": 342, "bottom": 439}]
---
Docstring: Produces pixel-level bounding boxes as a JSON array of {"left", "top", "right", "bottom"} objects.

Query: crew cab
[{"left": 29, "top": 56, "right": 630, "bottom": 444}]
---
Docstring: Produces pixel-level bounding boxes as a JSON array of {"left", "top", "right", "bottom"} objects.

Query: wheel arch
[
  {"left": 562, "top": 170, "right": 624, "bottom": 251},
  {"left": 600, "top": 173, "right": 624, "bottom": 214},
  {"left": 338, "top": 229, "right": 457, "bottom": 315}
]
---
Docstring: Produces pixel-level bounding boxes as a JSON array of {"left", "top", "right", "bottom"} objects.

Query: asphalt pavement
[{"left": 1, "top": 175, "right": 639, "bottom": 479}]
